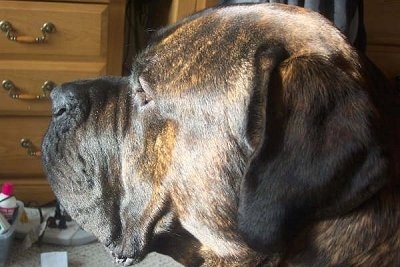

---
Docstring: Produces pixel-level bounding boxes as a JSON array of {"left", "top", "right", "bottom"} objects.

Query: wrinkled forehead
[
  {"left": 131, "top": 14, "right": 256, "bottom": 98},
  {"left": 129, "top": 5, "right": 337, "bottom": 99}
]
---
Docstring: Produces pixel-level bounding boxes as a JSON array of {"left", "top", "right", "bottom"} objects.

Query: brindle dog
[{"left": 41, "top": 3, "right": 400, "bottom": 266}]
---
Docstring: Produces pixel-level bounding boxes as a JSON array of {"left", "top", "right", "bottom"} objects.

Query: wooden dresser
[{"left": 0, "top": 0, "right": 126, "bottom": 204}]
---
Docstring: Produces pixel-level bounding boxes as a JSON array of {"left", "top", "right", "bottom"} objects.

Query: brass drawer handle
[
  {"left": 20, "top": 138, "right": 42, "bottom": 157},
  {"left": 2, "top": 79, "right": 55, "bottom": 100},
  {"left": 0, "top": 20, "right": 56, "bottom": 43}
]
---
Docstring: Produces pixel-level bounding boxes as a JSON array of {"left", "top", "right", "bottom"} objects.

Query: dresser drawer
[
  {"left": 0, "top": 1, "right": 108, "bottom": 58},
  {"left": 0, "top": 116, "right": 49, "bottom": 177},
  {"left": 0, "top": 60, "right": 106, "bottom": 115}
]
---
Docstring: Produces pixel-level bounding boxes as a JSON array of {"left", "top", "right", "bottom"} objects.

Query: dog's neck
[
  {"left": 199, "top": 247, "right": 268, "bottom": 267},
  {"left": 282, "top": 186, "right": 400, "bottom": 266}
]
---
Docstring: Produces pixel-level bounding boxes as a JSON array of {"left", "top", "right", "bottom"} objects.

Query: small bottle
[{"left": 0, "top": 182, "right": 18, "bottom": 222}]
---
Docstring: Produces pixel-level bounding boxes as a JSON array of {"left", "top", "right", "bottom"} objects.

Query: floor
[{"left": 5, "top": 239, "right": 183, "bottom": 267}]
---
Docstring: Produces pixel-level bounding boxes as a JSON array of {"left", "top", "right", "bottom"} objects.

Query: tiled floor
[{"left": 6, "top": 239, "right": 183, "bottom": 267}]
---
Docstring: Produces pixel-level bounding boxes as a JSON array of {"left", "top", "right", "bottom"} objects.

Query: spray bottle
[{"left": 0, "top": 182, "right": 18, "bottom": 222}]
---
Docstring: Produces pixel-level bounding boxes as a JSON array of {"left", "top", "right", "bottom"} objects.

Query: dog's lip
[
  {"left": 105, "top": 242, "right": 134, "bottom": 266},
  {"left": 103, "top": 205, "right": 174, "bottom": 265},
  {"left": 109, "top": 250, "right": 136, "bottom": 266}
]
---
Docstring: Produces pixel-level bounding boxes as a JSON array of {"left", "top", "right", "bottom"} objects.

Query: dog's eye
[
  {"left": 135, "top": 77, "right": 153, "bottom": 106},
  {"left": 135, "top": 87, "right": 153, "bottom": 106}
]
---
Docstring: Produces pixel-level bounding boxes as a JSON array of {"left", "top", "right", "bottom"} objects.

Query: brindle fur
[{"left": 41, "top": 3, "right": 400, "bottom": 266}]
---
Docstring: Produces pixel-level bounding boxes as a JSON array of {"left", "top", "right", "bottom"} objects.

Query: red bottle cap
[{"left": 1, "top": 182, "right": 14, "bottom": 196}]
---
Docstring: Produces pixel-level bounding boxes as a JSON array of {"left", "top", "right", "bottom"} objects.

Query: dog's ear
[{"left": 238, "top": 52, "right": 389, "bottom": 254}]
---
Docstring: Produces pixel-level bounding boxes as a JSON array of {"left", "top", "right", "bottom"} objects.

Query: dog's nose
[
  {"left": 49, "top": 77, "right": 127, "bottom": 120},
  {"left": 49, "top": 82, "right": 82, "bottom": 119}
]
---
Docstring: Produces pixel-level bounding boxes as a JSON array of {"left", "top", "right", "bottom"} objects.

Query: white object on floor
[{"left": 41, "top": 251, "right": 68, "bottom": 267}]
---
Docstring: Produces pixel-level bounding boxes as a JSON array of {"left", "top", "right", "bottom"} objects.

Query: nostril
[{"left": 53, "top": 107, "right": 67, "bottom": 118}]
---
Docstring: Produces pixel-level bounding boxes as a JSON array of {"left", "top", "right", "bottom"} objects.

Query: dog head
[{"left": 41, "top": 3, "right": 389, "bottom": 266}]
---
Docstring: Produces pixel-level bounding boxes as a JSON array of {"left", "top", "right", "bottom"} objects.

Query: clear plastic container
[
  {"left": 0, "top": 213, "right": 10, "bottom": 234},
  {"left": 0, "top": 201, "right": 23, "bottom": 266}
]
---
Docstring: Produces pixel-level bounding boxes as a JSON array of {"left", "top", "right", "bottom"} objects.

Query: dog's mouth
[
  {"left": 103, "top": 214, "right": 205, "bottom": 267},
  {"left": 108, "top": 250, "right": 136, "bottom": 266},
  {"left": 104, "top": 238, "right": 144, "bottom": 266},
  {"left": 101, "top": 210, "right": 177, "bottom": 266}
]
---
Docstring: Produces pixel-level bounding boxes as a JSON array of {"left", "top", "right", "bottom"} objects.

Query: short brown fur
[{"left": 41, "top": 3, "right": 399, "bottom": 267}]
